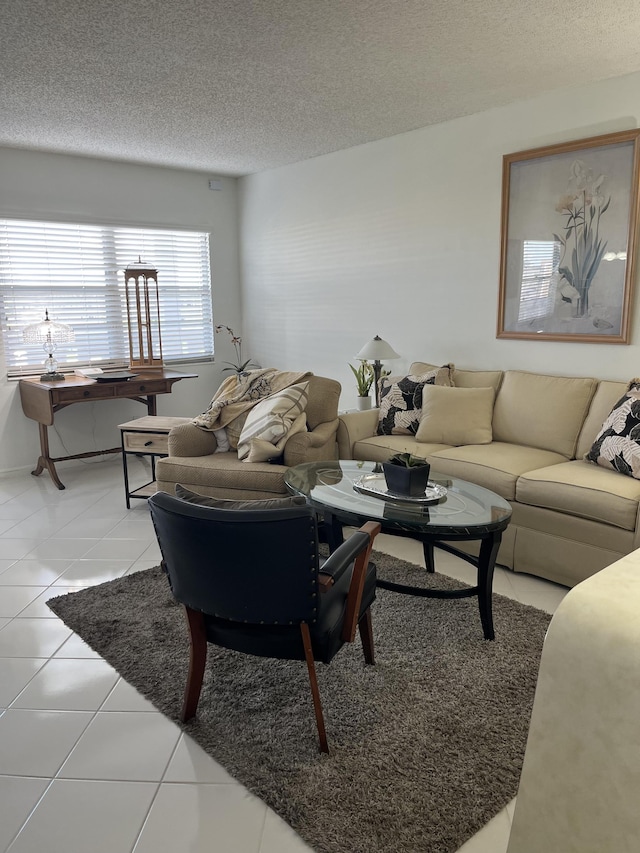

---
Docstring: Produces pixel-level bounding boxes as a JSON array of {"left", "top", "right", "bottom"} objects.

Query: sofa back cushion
[
  {"left": 411, "top": 363, "right": 503, "bottom": 392},
  {"left": 416, "top": 385, "right": 495, "bottom": 445},
  {"left": 410, "top": 361, "right": 444, "bottom": 375},
  {"left": 452, "top": 368, "right": 503, "bottom": 392},
  {"left": 492, "top": 371, "right": 597, "bottom": 458},
  {"left": 576, "top": 379, "right": 629, "bottom": 459}
]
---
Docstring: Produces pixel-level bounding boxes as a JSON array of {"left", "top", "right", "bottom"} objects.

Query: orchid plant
[
  {"left": 554, "top": 159, "right": 611, "bottom": 318},
  {"left": 214, "top": 324, "right": 259, "bottom": 375}
]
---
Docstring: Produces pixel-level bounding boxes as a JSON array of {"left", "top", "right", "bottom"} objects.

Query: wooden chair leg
[
  {"left": 182, "top": 606, "right": 208, "bottom": 722},
  {"left": 300, "top": 622, "right": 329, "bottom": 754},
  {"left": 342, "top": 521, "right": 381, "bottom": 643},
  {"left": 358, "top": 607, "right": 375, "bottom": 665}
]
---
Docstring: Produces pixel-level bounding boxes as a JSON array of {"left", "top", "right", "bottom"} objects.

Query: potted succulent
[
  {"left": 349, "top": 360, "right": 375, "bottom": 410},
  {"left": 382, "top": 452, "right": 431, "bottom": 497}
]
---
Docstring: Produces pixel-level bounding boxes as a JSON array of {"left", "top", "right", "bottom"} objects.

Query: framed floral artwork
[{"left": 497, "top": 129, "right": 640, "bottom": 343}]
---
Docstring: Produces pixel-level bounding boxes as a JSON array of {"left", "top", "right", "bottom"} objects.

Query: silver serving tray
[{"left": 353, "top": 473, "right": 447, "bottom": 504}]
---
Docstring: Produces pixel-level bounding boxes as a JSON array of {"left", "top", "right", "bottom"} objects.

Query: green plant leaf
[
  {"left": 387, "top": 452, "right": 429, "bottom": 468},
  {"left": 349, "top": 361, "right": 374, "bottom": 396},
  {"left": 585, "top": 239, "right": 607, "bottom": 288},
  {"left": 559, "top": 266, "right": 574, "bottom": 286}
]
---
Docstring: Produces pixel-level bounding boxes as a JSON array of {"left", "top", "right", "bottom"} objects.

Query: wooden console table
[{"left": 19, "top": 369, "right": 197, "bottom": 490}]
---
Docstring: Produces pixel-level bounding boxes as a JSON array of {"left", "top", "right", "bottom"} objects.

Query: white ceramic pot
[{"left": 356, "top": 396, "right": 372, "bottom": 411}]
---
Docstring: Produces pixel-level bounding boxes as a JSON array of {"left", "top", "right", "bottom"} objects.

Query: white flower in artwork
[
  {"left": 554, "top": 159, "right": 611, "bottom": 317},
  {"left": 557, "top": 280, "right": 580, "bottom": 305}
]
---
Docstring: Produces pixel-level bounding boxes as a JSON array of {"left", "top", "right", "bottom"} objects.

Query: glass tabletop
[{"left": 285, "top": 460, "right": 512, "bottom": 536}]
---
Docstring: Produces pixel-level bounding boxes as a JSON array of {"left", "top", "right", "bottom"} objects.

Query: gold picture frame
[{"left": 497, "top": 129, "right": 640, "bottom": 343}]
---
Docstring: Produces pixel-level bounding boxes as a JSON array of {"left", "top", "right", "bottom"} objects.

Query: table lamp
[
  {"left": 355, "top": 335, "right": 400, "bottom": 406},
  {"left": 22, "top": 310, "right": 75, "bottom": 382}
]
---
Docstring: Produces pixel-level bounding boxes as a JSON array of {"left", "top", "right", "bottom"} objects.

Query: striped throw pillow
[{"left": 236, "top": 382, "right": 309, "bottom": 461}]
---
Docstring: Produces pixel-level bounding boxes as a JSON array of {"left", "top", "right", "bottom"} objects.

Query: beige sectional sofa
[{"left": 337, "top": 362, "right": 640, "bottom": 588}]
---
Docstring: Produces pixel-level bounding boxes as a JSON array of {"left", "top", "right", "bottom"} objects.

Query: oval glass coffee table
[{"left": 285, "top": 460, "right": 512, "bottom": 640}]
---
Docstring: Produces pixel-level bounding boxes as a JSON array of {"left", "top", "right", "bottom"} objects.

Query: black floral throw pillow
[
  {"left": 585, "top": 379, "right": 640, "bottom": 478},
  {"left": 377, "top": 365, "right": 454, "bottom": 436}
]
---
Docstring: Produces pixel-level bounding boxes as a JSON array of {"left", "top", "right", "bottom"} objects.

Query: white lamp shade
[
  {"left": 23, "top": 310, "right": 75, "bottom": 344},
  {"left": 355, "top": 335, "right": 400, "bottom": 361},
  {"left": 22, "top": 309, "right": 75, "bottom": 381}
]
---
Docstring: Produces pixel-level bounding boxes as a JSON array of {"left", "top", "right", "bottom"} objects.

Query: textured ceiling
[{"left": 2, "top": 0, "right": 640, "bottom": 177}]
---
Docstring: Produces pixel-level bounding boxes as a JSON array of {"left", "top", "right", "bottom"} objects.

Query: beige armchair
[{"left": 155, "top": 375, "right": 341, "bottom": 500}]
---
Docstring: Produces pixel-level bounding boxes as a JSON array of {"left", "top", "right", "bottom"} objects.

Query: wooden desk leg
[
  {"left": 32, "top": 423, "right": 65, "bottom": 490},
  {"left": 147, "top": 395, "right": 157, "bottom": 416}
]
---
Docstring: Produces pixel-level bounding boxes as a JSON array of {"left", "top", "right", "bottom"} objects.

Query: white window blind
[
  {"left": 518, "top": 240, "right": 561, "bottom": 323},
  {"left": 0, "top": 219, "right": 213, "bottom": 378}
]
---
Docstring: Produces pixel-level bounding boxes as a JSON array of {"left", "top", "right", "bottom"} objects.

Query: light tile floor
[{"left": 0, "top": 457, "right": 569, "bottom": 853}]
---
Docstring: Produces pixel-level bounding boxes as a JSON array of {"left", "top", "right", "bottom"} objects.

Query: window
[
  {"left": 0, "top": 219, "right": 213, "bottom": 378},
  {"left": 518, "top": 240, "right": 561, "bottom": 323}
]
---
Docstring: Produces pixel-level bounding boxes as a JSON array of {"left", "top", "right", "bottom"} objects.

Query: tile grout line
[
  {"left": 0, "top": 458, "right": 568, "bottom": 853},
  {"left": 2, "top": 777, "right": 56, "bottom": 853}
]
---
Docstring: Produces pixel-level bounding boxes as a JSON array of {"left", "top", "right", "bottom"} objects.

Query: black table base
[{"left": 324, "top": 512, "right": 502, "bottom": 641}]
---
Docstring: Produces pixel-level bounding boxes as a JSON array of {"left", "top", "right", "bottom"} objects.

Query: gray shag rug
[{"left": 48, "top": 552, "right": 551, "bottom": 853}]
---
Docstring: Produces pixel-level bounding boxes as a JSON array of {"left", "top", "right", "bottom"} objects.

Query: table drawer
[
  {"left": 116, "top": 379, "right": 169, "bottom": 397},
  {"left": 123, "top": 431, "right": 169, "bottom": 454},
  {"left": 57, "top": 384, "right": 117, "bottom": 401}
]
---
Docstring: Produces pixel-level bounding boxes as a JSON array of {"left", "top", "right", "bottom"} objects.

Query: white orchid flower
[{"left": 558, "top": 281, "right": 580, "bottom": 304}]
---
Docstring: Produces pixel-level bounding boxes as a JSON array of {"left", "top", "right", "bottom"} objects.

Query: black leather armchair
[{"left": 148, "top": 492, "right": 381, "bottom": 753}]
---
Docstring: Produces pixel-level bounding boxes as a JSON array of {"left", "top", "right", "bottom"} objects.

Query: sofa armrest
[
  {"left": 168, "top": 423, "right": 218, "bottom": 457},
  {"left": 337, "top": 409, "right": 380, "bottom": 459},
  {"left": 283, "top": 419, "right": 339, "bottom": 467},
  {"left": 633, "top": 503, "right": 640, "bottom": 552}
]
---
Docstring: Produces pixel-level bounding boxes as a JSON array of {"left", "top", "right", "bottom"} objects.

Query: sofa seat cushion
[
  {"left": 156, "top": 452, "right": 288, "bottom": 497},
  {"left": 516, "top": 460, "right": 640, "bottom": 531},
  {"left": 352, "top": 435, "right": 452, "bottom": 463},
  {"left": 427, "top": 442, "right": 567, "bottom": 500}
]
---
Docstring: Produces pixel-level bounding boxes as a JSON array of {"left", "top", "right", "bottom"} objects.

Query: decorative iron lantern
[{"left": 124, "top": 258, "right": 163, "bottom": 370}]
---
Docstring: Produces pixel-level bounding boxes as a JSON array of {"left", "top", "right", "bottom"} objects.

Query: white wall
[
  {"left": 4, "top": 70, "right": 640, "bottom": 475},
  {"left": 239, "top": 71, "right": 640, "bottom": 409},
  {"left": 0, "top": 148, "right": 241, "bottom": 475}
]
